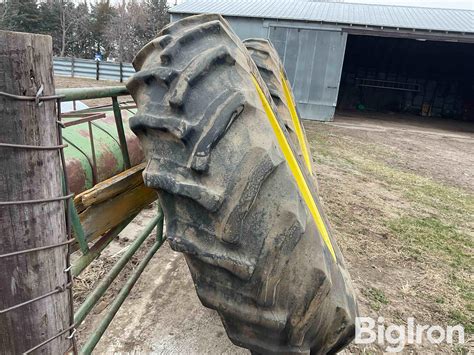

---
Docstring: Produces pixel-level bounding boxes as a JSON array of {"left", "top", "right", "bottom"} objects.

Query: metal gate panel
[
  {"left": 270, "top": 25, "right": 347, "bottom": 121},
  {"left": 283, "top": 28, "right": 301, "bottom": 86}
]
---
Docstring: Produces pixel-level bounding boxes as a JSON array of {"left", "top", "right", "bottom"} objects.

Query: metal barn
[{"left": 169, "top": 1, "right": 474, "bottom": 121}]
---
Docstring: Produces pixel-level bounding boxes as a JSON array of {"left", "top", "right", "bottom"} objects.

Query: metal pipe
[
  {"left": 88, "top": 121, "right": 98, "bottom": 185},
  {"left": 71, "top": 214, "right": 137, "bottom": 277},
  {"left": 73, "top": 210, "right": 163, "bottom": 326},
  {"left": 112, "top": 96, "right": 132, "bottom": 169},
  {"left": 56, "top": 86, "right": 129, "bottom": 102},
  {"left": 62, "top": 113, "right": 106, "bottom": 127},
  {"left": 63, "top": 100, "right": 136, "bottom": 113},
  {"left": 157, "top": 204, "right": 164, "bottom": 243},
  {"left": 70, "top": 199, "right": 89, "bottom": 254},
  {"left": 79, "top": 238, "right": 163, "bottom": 355}
]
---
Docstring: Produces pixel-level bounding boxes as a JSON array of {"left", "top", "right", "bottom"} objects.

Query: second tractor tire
[{"left": 243, "top": 38, "right": 314, "bottom": 177}]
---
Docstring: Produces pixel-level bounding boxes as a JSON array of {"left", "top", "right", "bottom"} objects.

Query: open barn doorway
[{"left": 337, "top": 35, "right": 474, "bottom": 123}]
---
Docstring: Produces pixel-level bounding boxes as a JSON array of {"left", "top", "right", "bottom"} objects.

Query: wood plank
[
  {"left": 79, "top": 183, "right": 157, "bottom": 242},
  {"left": 80, "top": 162, "right": 146, "bottom": 208}
]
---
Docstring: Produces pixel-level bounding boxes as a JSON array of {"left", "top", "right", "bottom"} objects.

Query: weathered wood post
[{"left": 0, "top": 31, "right": 73, "bottom": 353}]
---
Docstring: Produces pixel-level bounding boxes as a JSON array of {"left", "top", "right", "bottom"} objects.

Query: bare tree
[
  {"left": 105, "top": 0, "right": 150, "bottom": 62},
  {"left": 58, "top": 0, "right": 89, "bottom": 56},
  {"left": 0, "top": 1, "right": 9, "bottom": 28},
  {"left": 146, "top": 0, "right": 169, "bottom": 38}
]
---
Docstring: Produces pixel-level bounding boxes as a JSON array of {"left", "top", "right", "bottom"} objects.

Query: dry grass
[{"left": 305, "top": 117, "right": 473, "bottom": 353}]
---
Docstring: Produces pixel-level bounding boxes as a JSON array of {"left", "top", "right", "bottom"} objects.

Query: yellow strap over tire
[
  {"left": 280, "top": 71, "right": 314, "bottom": 176},
  {"left": 251, "top": 75, "right": 336, "bottom": 262}
]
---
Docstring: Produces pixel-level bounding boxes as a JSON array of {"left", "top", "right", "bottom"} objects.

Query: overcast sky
[{"left": 171, "top": 0, "right": 474, "bottom": 10}]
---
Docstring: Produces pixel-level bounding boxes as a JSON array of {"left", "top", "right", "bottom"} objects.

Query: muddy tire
[
  {"left": 127, "top": 14, "right": 357, "bottom": 354},
  {"left": 243, "top": 38, "right": 314, "bottom": 176}
]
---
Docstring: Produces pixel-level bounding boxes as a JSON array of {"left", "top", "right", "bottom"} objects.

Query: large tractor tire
[
  {"left": 243, "top": 38, "right": 314, "bottom": 177},
  {"left": 127, "top": 14, "right": 357, "bottom": 354}
]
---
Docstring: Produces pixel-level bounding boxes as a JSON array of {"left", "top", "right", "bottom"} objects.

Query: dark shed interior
[{"left": 338, "top": 35, "right": 474, "bottom": 121}]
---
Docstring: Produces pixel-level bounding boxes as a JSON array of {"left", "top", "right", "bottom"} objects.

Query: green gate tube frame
[
  {"left": 70, "top": 200, "right": 89, "bottom": 254},
  {"left": 56, "top": 86, "right": 129, "bottom": 102},
  {"left": 80, "top": 237, "right": 164, "bottom": 354},
  {"left": 112, "top": 96, "right": 131, "bottom": 169},
  {"left": 74, "top": 209, "right": 163, "bottom": 326},
  {"left": 71, "top": 214, "right": 137, "bottom": 277}
]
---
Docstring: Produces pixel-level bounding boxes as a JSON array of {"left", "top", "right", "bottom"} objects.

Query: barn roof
[{"left": 170, "top": 0, "right": 474, "bottom": 35}]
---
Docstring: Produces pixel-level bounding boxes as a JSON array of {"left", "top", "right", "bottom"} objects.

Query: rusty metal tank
[{"left": 62, "top": 107, "right": 144, "bottom": 194}]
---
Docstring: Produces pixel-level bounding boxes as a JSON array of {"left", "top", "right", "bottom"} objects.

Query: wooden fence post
[{"left": 0, "top": 31, "right": 73, "bottom": 354}]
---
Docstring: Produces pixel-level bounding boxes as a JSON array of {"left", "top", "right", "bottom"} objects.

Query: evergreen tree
[
  {"left": 90, "top": 0, "right": 115, "bottom": 58},
  {"left": 1, "top": 0, "right": 42, "bottom": 33},
  {"left": 68, "top": 2, "right": 95, "bottom": 59},
  {"left": 38, "top": 1, "right": 61, "bottom": 52},
  {"left": 0, "top": 0, "right": 171, "bottom": 61},
  {"left": 145, "top": 0, "right": 169, "bottom": 40},
  {"left": 0, "top": 1, "right": 8, "bottom": 29}
]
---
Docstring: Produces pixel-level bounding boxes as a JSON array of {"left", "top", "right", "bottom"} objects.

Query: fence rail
[
  {"left": 54, "top": 57, "right": 135, "bottom": 82},
  {"left": 56, "top": 86, "right": 162, "bottom": 354}
]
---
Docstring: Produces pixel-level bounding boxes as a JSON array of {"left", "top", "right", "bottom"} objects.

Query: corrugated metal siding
[
  {"left": 171, "top": 0, "right": 474, "bottom": 34},
  {"left": 269, "top": 26, "right": 347, "bottom": 120},
  {"left": 225, "top": 17, "right": 268, "bottom": 39},
  {"left": 53, "top": 57, "right": 135, "bottom": 81}
]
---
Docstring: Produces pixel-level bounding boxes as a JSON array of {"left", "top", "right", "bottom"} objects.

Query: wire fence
[{"left": 53, "top": 57, "right": 135, "bottom": 82}]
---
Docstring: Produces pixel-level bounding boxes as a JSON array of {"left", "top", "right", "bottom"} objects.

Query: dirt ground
[
  {"left": 306, "top": 111, "right": 473, "bottom": 354},
  {"left": 59, "top": 78, "right": 472, "bottom": 353}
]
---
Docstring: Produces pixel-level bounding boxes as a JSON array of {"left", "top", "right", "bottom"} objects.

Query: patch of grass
[
  {"left": 309, "top": 126, "right": 473, "bottom": 220},
  {"left": 387, "top": 216, "right": 473, "bottom": 334},
  {"left": 449, "top": 310, "right": 474, "bottom": 334},
  {"left": 311, "top": 125, "right": 473, "bottom": 232},
  {"left": 387, "top": 217, "right": 472, "bottom": 267},
  {"left": 366, "top": 165, "right": 473, "bottom": 229},
  {"left": 308, "top": 124, "right": 474, "bottom": 335},
  {"left": 452, "top": 344, "right": 470, "bottom": 355},
  {"left": 449, "top": 273, "right": 474, "bottom": 303},
  {"left": 363, "top": 287, "right": 389, "bottom": 311}
]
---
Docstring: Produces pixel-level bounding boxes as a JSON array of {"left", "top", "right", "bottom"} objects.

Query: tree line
[{"left": 0, "top": 0, "right": 169, "bottom": 62}]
